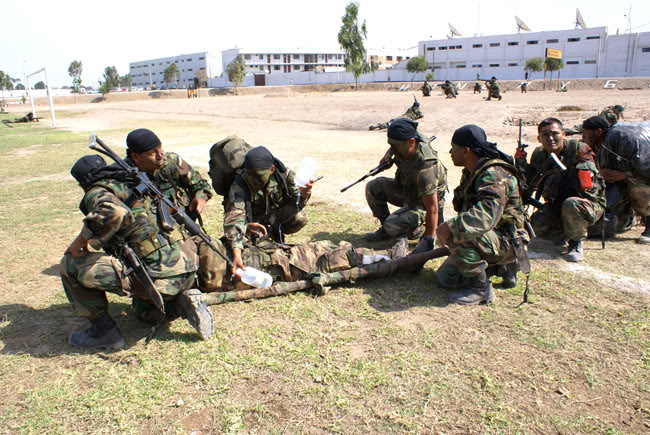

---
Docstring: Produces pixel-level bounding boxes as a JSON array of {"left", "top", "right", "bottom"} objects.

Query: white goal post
[{"left": 25, "top": 67, "right": 56, "bottom": 127}]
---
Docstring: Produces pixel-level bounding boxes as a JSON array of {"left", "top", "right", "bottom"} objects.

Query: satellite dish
[
  {"left": 448, "top": 23, "right": 463, "bottom": 38},
  {"left": 575, "top": 8, "right": 587, "bottom": 29},
  {"left": 515, "top": 15, "right": 532, "bottom": 32}
]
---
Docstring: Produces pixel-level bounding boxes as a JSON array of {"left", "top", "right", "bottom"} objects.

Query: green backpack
[{"left": 208, "top": 135, "right": 253, "bottom": 196}]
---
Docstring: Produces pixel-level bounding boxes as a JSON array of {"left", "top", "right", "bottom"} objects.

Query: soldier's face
[
  {"left": 537, "top": 124, "right": 565, "bottom": 155},
  {"left": 449, "top": 143, "right": 466, "bottom": 167},
  {"left": 245, "top": 165, "right": 275, "bottom": 191},
  {"left": 581, "top": 129, "right": 603, "bottom": 149},
  {"left": 132, "top": 145, "right": 164, "bottom": 173}
]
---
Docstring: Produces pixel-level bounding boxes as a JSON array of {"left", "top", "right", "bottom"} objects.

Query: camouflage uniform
[
  {"left": 421, "top": 81, "right": 432, "bottom": 97},
  {"left": 438, "top": 159, "right": 529, "bottom": 288},
  {"left": 60, "top": 178, "right": 198, "bottom": 322},
  {"left": 125, "top": 152, "right": 213, "bottom": 212},
  {"left": 224, "top": 168, "right": 308, "bottom": 250},
  {"left": 486, "top": 80, "right": 502, "bottom": 100},
  {"left": 519, "top": 140, "right": 605, "bottom": 242},
  {"left": 565, "top": 106, "right": 624, "bottom": 135},
  {"left": 441, "top": 81, "right": 458, "bottom": 98},
  {"left": 195, "top": 237, "right": 395, "bottom": 292},
  {"left": 371, "top": 103, "right": 423, "bottom": 130},
  {"left": 365, "top": 140, "right": 447, "bottom": 239},
  {"left": 473, "top": 83, "right": 482, "bottom": 94}
]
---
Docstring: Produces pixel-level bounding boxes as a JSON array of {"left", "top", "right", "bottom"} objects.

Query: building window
[
  {"left": 456, "top": 65, "right": 466, "bottom": 68},
  {"left": 472, "top": 64, "right": 482, "bottom": 68},
  {"left": 167, "top": 61, "right": 171, "bottom": 64},
  {"left": 438, "top": 47, "right": 447, "bottom": 50},
  {"left": 338, "top": 54, "right": 342, "bottom": 59},
  {"left": 259, "top": 66, "right": 264, "bottom": 70},
  {"left": 396, "top": 56, "right": 403, "bottom": 61},
  {"left": 641, "top": 47, "right": 650, "bottom": 53},
  {"left": 427, "top": 47, "right": 435, "bottom": 51},
  {"left": 294, "top": 65, "right": 301, "bottom": 70},
  {"left": 199, "top": 57, "right": 205, "bottom": 60},
  {"left": 187, "top": 68, "right": 193, "bottom": 71},
  {"left": 433, "top": 66, "right": 441, "bottom": 70},
  {"left": 566, "top": 61, "right": 579, "bottom": 65},
  {"left": 507, "top": 41, "right": 519, "bottom": 46},
  {"left": 472, "top": 44, "right": 483, "bottom": 48},
  {"left": 386, "top": 56, "right": 393, "bottom": 60},
  {"left": 527, "top": 40, "right": 538, "bottom": 45},
  {"left": 244, "top": 54, "right": 251, "bottom": 60},
  {"left": 274, "top": 65, "right": 280, "bottom": 70},
  {"left": 546, "top": 39, "right": 559, "bottom": 43},
  {"left": 293, "top": 54, "right": 299, "bottom": 59},
  {"left": 586, "top": 36, "right": 600, "bottom": 40},
  {"left": 568, "top": 37, "right": 580, "bottom": 42},
  {"left": 454, "top": 45, "right": 462, "bottom": 49},
  {"left": 508, "top": 63, "right": 518, "bottom": 66},
  {"left": 187, "top": 58, "right": 192, "bottom": 61},
  {"left": 584, "top": 60, "right": 597, "bottom": 64},
  {"left": 489, "top": 42, "right": 500, "bottom": 47},
  {"left": 273, "top": 54, "right": 280, "bottom": 60},
  {"left": 489, "top": 63, "right": 499, "bottom": 67},
  {"left": 200, "top": 67, "right": 206, "bottom": 70}
]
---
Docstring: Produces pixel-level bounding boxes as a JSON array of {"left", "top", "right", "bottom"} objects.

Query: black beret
[
  {"left": 452, "top": 125, "right": 487, "bottom": 150},
  {"left": 244, "top": 146, "right": 275, "bottom": 169},
  {"left": 387, "top": 118, "right": 418, "bottom": 141},
  {"left": 582, "top": 116, "right": 610, "bottom": 131},
  {"left": 71, "top": 154, "right": 107, "bottom": 186},
  {"left": 126, "top": 128, "right": 161, "bottom": 153}
]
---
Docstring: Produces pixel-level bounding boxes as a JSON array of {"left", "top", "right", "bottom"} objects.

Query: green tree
[
  {"left": 524, "top": 57, "right": 543, "bottom": 80},
  {"left": 99, "top": 66, "right": 119, "bottom": 97},
  {"left": 406, "top": 56, "right": 429, "bottom": 83},
  {"left": 34, "top": 81, "right": 45, "bottom": 90},
  {"left": 119, "top": 74, "right": 132, "bottom": 90},
  {"left": 337, "top": 1, "right": 368, "bottom": 90},
  {"left": 164, "top": 64, "right": 178, "bottom": 89},
  {"left": 68, "top": 60, "right": 83, "bottom": 93},
  {"left": 225, "top": 55, "right": 246, "bottom": 95},
  {"left": 425, "top": 72, "right": 434, "bottom": 81},
  {"left": 544, "top": 57, "right": 564, "bottom": 82}
]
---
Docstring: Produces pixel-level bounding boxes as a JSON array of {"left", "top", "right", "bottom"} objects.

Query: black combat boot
[
  {"left": 502, "top": 262, "right": 518, "bottom": 289},
  {"left": 638, "top": 217, "right": 650, "bottom": 245},
  {"left": 363, "top": 217, "right": 391, "bottom": 242},
  {"left": 68, "top": 312, "right": 125, "bottom": 350},
  {"left": 603, "top": 213, "right": 618, "bottom": 239},
  {"left": 172, "top": 289, "right": 214, "bottom": 340},
  {"left": 566, "top": 239, "right": 583, "bottom": 262},
  {"left": 449, "top": 271, "right": 495, "bottom": 305}
]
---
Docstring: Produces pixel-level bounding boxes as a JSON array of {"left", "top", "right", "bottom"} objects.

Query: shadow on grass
[
  {"left": 41, "top": 264, "right": 60, "bottom": 277},
  {"left": 0, "top": 302, "right": 202, "bottom": 356}
]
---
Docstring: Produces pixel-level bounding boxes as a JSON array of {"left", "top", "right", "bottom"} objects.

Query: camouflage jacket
[
  {"left": 519, "top": 139, "right": 605, "bottom": 208},
  {"left": 599, "top": 106, "right": 622, "bottom": 126},
  {"left": 449, "top": 158, "right": 527, "bottom": 244},
  {"left": 80, "top": 179, "right": 198, "bottom": 278},
  {"left": 394, "top": 141, "right": 447, "bottom": 208},
  {"left": 487, "top": 81, "right": 500, "bottom": 92},
  {"left": 125, "top": 152, "right": 213, "bottom": 209},
  {"left": 401, "top": 105, "right": 423, "bottom": 121},
  {"left": 223, "top": 169, "right": 307, "bottom": 250}
]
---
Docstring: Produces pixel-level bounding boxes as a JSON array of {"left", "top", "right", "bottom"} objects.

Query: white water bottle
[
  {"left": 295, "top": 157, "right": 317, "bottom": 187},
  {"left": 236, "top": 267, "right": 273, "bottom": 288}
]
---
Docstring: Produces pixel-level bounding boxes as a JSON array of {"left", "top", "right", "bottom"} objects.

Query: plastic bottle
[
  {"left": 294, "top": 157, "right": 317, "bottom": 187},
  {"left": 235, "top": 267, "right": 273, "bottom": 288}
]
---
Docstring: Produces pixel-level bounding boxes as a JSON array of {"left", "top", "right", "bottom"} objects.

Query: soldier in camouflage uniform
[
  {"left": 485, "top": 77, "right": 502, "bottom": 101},
  {"left": 124, "top": 128, "right": 213, "bottom": 221},
  {"left": 516, "top": 118, "right": 605, "bottom": 262},
  {"left": 441, "top": 80, "right": 458, "bottom": 98},
  {"left": 564, "top": 105, "right": 624, "bottom": 136},
  {"left": 581, "top": 116, "right": 650, "bottom": 244},
  {"left": 421, "top": 80, "right": 432, "bottom": 97},
  {"left": 60, "top": 155, "right": 214, "bottom": 350},
  {"left": 363, "top": 119, "right": 447, "bottom": 258},
  {"left": 437, "top": 125, "right": 529, "bottom": 305},
  {"left": 224, "top": 146, "right": 313, "bottom": 273},
  {"left": 368, "top": 99, "right": 423, "bottom": 131},
  {"left": 473, "top": 82, "right": 482, "bottom": 94}
]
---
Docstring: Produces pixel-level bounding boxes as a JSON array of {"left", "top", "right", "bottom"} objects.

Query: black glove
[{"left": 411, "top": 235, "right": 435, "bottom": 256}]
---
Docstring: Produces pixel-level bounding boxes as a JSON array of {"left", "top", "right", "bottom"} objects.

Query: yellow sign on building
[{"left": 545, "top": 48, "right": 563, "bottom": 59}]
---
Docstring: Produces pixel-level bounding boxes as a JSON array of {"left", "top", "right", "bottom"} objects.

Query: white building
[
  {"left": 221, "top": 48, "right": 346, "bottom": 78},
  {"left": 129, "top": 51, "right": 220, "bottom": 89},
  {"left": 418, "top": 27, "right": 650, "bottom": 81}
]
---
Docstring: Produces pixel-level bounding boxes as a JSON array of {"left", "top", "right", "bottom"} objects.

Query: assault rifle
[
  {"left": 517, "top": 118, "right": 528, "bottom": 156},
  {"left": 87, "top": 133, "right": 235, "bottom": 299},
  {"left": 340, "top": 159, "right": 393, "bottom": 193},
  {"left": 520, "top": 152, "right": 567, "bottom": 210}
]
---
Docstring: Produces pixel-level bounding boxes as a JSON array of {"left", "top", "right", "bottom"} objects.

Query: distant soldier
[
  {"left": 565, "top": 105, "right": 625, "bottom": 136},
  {"left": 441, "top": 80, "right": 458, "bottom": 98},
  {"left": 486, "top": 77, "right": 502, "bottom": 101},
  {"left": 368, "top": 98, "right": 423, "bottom": 131},
  {"left": 12, "top": 112, "right": 37, "bottom": 123},
  {"left": 521, "top": 82, "right": 528, "bottom": 93},
  {"left": 421, "top": 80, "right": 432, "bottom": 97},
  {"left": 473, "top": 82, "right": 482, "bottom": 94}
]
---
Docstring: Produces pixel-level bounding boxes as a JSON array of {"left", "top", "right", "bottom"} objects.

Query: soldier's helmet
[{"left": 614, "top": 105, "right": 624, "bottom": 113}]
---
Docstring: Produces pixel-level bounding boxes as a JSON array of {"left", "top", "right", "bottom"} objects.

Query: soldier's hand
[
  {"left": 412, "top": 235, "right": 435, "bottom": 255},
  {"left": 299, "top": 181, "right": 313, "bottom": 198},
  {"left": 247, "top": 222, "right": 267, "bottom": 238},
  {"left": 436, "top": 222, "right": 452, "bottom": 246},
  {"left": 380, "top": 148, "right": 394, "bottom": 168},
  {"left": 600, "top": 169, "right": 626, "bottom": 183},
  {"left": 514, "top": 148, "right": 527, "bottom": 160},
  {"left": 66, "top": 233, "right": 89, "bottom": 258},
  {"left": 231, "top": 248, "right": 245, "bottom": 279},
  {"left": 189, "top": 197, "right": 207, "bottom": 215}
]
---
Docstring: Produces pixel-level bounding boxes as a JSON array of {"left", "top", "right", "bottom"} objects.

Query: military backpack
[{"left": 208, "top": 135, "right": 253, "bottom": 196}]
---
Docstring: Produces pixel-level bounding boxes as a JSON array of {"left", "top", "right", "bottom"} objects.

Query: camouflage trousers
[
  {"left": 628, "top": 178, "right": 650, "bottom": 216},
  {"left": 196, "top": 239, "right": 391, "bottom": 292},
  {"left": 271, "top": 204, "right": 308, "bottom": 236},
  {"left": 532, "top": 197, "right": 603, "bottom": 242},
  {"left": 487, "top": 88, "right": 501, "bottom": 100},
  {"left": 365, "top": 176, "right": 445, "bottom": 239},
  {"left": 437, "top": 227, "right": 525, "bottom": 288},
  {"left": 60, "top": 252, "right": 196, "bottom": 320}
]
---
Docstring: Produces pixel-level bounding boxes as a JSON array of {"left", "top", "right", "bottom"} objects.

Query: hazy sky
[{"left": 2, "top": 0, "right": 649, "bottom": 88}]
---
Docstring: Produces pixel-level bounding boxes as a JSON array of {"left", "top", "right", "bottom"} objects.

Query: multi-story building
[
  {"left": 418, "top": 27, "right": 650, "bottom": 80},
  {"left": 129, "top": 51, "right": 220, "bottom": 89},
  {"left": 222, "top": 48, "right": 346, "bottom": 76}
]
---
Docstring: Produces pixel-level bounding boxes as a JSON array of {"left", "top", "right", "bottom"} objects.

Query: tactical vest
[
  {"left": 461, "top": 158, "right": 526, "bottom": 230},
  {"left": 232, "top": 169, "right": 291, "bottom": 224},
  {"left": 395, "top": 140, "right": 446, "bottom": 206}
]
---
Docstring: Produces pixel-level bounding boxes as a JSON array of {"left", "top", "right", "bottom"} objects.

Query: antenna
[
  {"left": 575, "top": 8, "right": 587, "bottom": 29},
  {"left": 515, "top": 15, "right": 532, "bottom": 33},
  {"left": 448, "top": 23, "right": 463, "bottom": 38}
]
